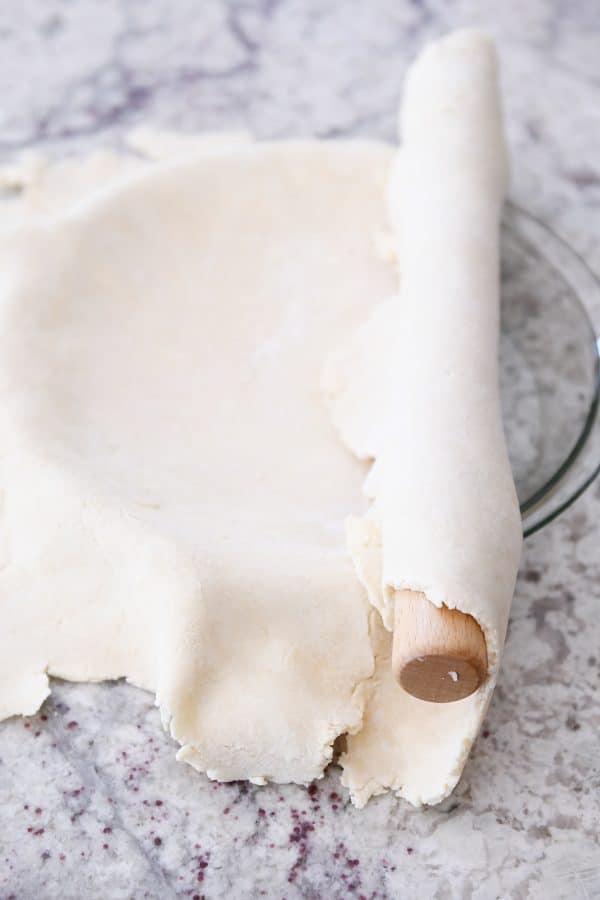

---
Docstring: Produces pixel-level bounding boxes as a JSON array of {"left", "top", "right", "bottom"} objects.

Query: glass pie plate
[{"left": 501, "top": 204, "right": 600, "bottom": 536}]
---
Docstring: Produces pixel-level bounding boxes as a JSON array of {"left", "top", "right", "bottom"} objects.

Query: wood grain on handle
[{"left": 392, "top": 590, "right": 488, "bottom": 703}]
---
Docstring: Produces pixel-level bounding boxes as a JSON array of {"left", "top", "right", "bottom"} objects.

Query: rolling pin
[
  {"left": 392, "top": 591, "right": 488, "bottom": 702},
  {"left": 382, "top": 31, "right": 505, "bottom": 705}
]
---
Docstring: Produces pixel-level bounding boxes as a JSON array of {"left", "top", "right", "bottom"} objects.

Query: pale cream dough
[{"left": 0, "top": 30, "right": 521, "bottom": 807}]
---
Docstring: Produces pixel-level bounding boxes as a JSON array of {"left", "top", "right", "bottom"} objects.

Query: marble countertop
[{"left": 1, "top": 2, "right": 600, "bottom": 898}]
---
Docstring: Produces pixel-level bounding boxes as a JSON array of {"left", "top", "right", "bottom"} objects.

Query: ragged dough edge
[
  {"left": 0, "top": 431, "right": 377, "bottom": 790},
  {"left": 0, "top": 672, "right": 51, "bottom": 721},
  {"left": 172, "top": 666, "right": 374, "bottom": 789},
  {"left": 345, "top": 506, "right": 507, "bottom": 667}
]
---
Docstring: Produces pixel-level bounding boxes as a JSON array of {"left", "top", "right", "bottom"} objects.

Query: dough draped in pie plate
[{"left": 0, "top": 30, "right": 521, "bottom": 807}]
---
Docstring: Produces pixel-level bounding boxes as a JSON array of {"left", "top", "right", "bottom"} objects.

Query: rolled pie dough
[{"left": 0, "top": 30, "right": 521, "bottom": 807}]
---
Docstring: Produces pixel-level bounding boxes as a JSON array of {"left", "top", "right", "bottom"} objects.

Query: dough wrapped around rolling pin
[
  {"left": 324, "top": 29, "right": 523, "bottom": 804},
  {"left": 0, "top": 28, "right": 521, "bottom": 810}
]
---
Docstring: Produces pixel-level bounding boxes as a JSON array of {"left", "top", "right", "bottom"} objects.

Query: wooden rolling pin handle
[{"left": 392, "top": 590, "right": 488, "bottom": 703}]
